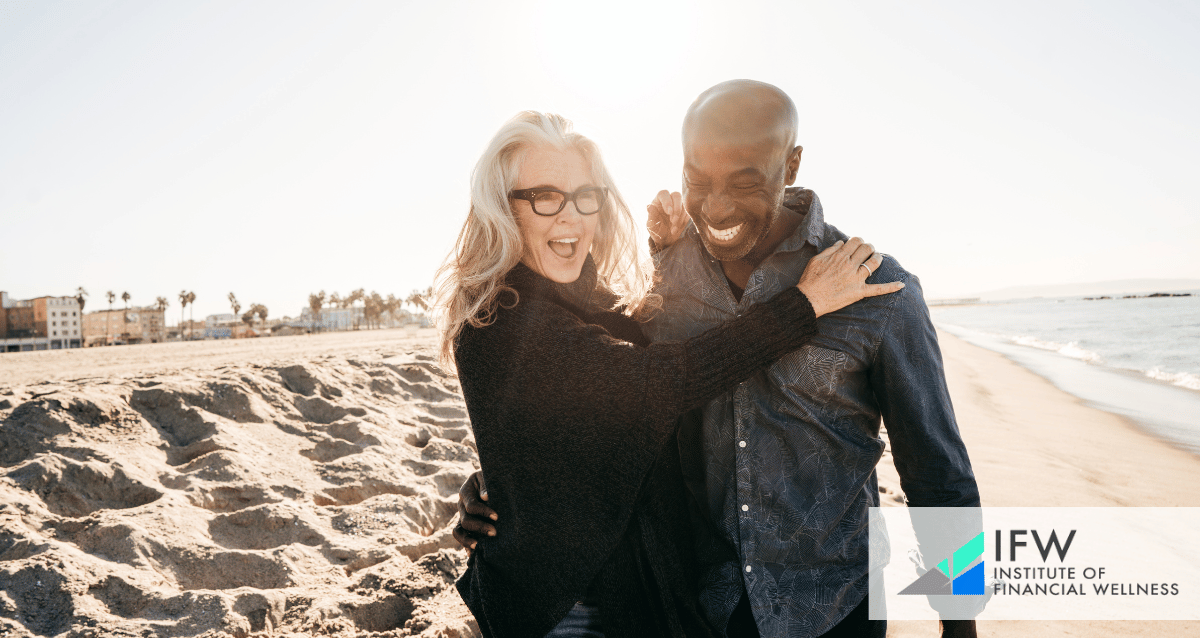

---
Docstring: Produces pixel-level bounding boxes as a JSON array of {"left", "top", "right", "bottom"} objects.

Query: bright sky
[{"left": 2, "top": 0, "right": 1197, "bottom": 321}]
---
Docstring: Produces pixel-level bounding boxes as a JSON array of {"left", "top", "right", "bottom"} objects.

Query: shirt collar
[{"left": 778, "top": 186, "right": 826, "bottom": 252}]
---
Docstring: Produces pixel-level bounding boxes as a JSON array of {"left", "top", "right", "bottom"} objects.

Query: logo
[{"left": 899, "top": 532, "right": 985, "bottom": 596}]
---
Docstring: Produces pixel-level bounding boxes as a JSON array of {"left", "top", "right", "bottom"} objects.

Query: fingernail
[
  {"left": 488, "top": 530, "right": 496, "bottom": 536},
  {"left": 490, "top": 514, "right": 497, "bottom": 520},
  {"left": 899, "top": 283, "right": 906, "bottom": 288}
]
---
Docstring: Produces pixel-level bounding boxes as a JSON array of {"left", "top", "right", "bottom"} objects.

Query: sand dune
[
  {"left": 4, "top": 328, "right": 1197, "bottom": 637},
  {"left": 0, "top": 330, "right": 478, "bottom": 637}
]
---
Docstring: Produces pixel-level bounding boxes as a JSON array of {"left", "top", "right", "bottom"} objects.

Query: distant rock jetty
[{"left": 1083, "top": 293, "right": 1194, "bottom": 300}]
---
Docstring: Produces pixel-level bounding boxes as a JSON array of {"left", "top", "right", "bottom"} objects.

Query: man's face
[{"left": 682, "top": 134, "right": 791, "bottom": 263}]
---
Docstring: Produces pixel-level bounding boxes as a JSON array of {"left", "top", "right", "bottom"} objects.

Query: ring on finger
[{"left": 859, "top": 263, "right": 873, "bottom": 277}]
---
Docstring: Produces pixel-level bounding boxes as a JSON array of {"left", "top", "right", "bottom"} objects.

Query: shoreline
[
  {"left": 933, "top": 321, "right": 1200, "bottom": 456},
  {"left": 880, "top": 330, "right": 1200, "bottom": 637}
]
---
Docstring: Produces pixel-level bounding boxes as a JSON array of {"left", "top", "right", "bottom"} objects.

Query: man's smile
[{"left": 707, "top": 223, "right": 744, "bottom": 243}]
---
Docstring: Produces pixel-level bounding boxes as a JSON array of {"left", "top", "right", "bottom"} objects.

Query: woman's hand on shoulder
[
  {"left": 647, "top": 190, "right": 687, "bottom": 250},
  {"left": 796, "top": 237, "right": 904, "bottom": 318}
]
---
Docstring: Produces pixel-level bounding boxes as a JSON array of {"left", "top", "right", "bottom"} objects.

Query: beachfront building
[
  {"left": 0, "top": 292, "right": 83, "bottom": 352},
  {"left": 201, "top": 313, "right": 260, "bottom": 339},
  {"left": 299, "top": 306, "right": 365, "bottom": 331},
  {"left": 82, "top": 306, "right": 167, "bottom": 346}
]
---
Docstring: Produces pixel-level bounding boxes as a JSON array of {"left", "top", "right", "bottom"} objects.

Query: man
[{"left": 457, "top": 80, "right": 980, "bottom": 637}]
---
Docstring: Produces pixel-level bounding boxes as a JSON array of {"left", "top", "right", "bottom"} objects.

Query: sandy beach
[{"left": 2, "top": 328, "right": 1198, "bottom": 636}]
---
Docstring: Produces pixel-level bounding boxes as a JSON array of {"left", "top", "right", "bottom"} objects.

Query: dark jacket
[{"left": 453, "top": 257, "right": 818, "bottom": 638}]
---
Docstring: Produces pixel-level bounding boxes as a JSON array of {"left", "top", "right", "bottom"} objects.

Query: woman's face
[{"left": 512, "top": 145, "right": 600, "bottom": 283}]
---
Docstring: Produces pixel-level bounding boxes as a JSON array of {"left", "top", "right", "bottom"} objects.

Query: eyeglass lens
[{"left": 532, "top": 188, "right": 604, "bottom": 215}]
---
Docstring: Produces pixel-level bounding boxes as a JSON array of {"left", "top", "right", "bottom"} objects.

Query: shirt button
[
  {"left": 745, "top": 565, "right": 752, "bottom": 573},
  {"left": 739, "top": 440, "right": 746, "bottom": 448},
  {"left": 742, "top": 504, "right": 749, "bottom": 512}
]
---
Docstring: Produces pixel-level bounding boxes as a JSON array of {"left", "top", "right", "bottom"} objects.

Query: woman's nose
[{"left": 557, "top": 201, "right": 582, "bottom": 222}]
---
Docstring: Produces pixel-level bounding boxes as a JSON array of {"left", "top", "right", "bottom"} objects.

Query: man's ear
[{"left": 784, "top": 145, "right": 803, "bottom": 185}]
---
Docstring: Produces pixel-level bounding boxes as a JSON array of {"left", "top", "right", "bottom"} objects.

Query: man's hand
[
  {"left": 453, "top": 470, "right": 498, "bottom": 555},
  {"left": 940, "top": 619, "right": 978, "bottom": 638},
  {"left": 647, "top": 190, "right": 688, "bottom": 250},
  {"left": 796, "top": 237, "right": 904, "bottom": 317}
]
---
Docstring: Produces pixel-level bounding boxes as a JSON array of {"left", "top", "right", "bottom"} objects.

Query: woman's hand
[
  {"left": 647, "top": 190, "right": 688, "bottom": 249},
  {"left": 453, "top": 470, "right": 498, "bottom": 555},
  {"left": 797, "top": 237, "right": 904, "bottom": 317}
]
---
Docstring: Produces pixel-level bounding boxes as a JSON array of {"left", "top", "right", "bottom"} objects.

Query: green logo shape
[{"left": 951, "top": 533, "right": 984, "bottom": 577}]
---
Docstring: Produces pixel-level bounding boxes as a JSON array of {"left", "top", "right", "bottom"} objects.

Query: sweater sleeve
[{"left": 454, "top": 286, "right": 817, "bottom": 638}]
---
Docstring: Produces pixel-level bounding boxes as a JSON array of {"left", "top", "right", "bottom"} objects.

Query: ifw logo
[{"left": 899, "top": 532, "right": 985, "bottom": 596}]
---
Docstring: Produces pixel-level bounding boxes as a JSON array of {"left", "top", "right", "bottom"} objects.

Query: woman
[{"left": 433, "top": 111, "right": 897, "bottom": 637}]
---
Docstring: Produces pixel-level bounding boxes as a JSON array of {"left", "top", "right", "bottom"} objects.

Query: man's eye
[{"left": 732, "top": 183, "right": 759, "bottom": 191}]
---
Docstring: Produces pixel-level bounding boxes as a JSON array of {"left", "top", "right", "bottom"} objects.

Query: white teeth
[
  {"left": 548, "top": 238, "right": 579, "bottom": 258},
  {"left": 708, "top": 223, "right": 743, "bottom": 242}
]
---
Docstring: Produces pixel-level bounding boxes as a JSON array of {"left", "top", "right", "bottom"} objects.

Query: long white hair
[{"left": 432, "top": 111, "right": 654, "bottom": 369}]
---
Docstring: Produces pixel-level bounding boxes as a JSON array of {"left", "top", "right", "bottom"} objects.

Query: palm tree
[
  {"left": 405, "top": 289, "right": 429, "bottom": 313},
  {"left": 154, "top": 297, "right": 169, "bottom": 343},
  {"left": 75, "top": 287, "right": 88, "bottom": 313},
  {"left": 242, "top": 303, "right": 267, "bottom": 334},
  {"left": 105, "top": 291, "right": 116, "bottom": 345},
  {"left": 346, "top": 289, "right": 365, "bottom": 329},
  {"left": 228, "top": 293, "right": 240, "bottom": 337},
  {"left": 121, "top": 292, "right": 131, "bottom": 341},
  {"left": 178, "top": 290, "right": 189, "bottom": 340},
  {"left": 308, "top": 291, "right": 326, "bottom": 333},
  {"left": 187, "top": 291, "right": 196, "bottom": 339},
  {"left": 385, "top": 293, "right": 401, "bottom": 327}
]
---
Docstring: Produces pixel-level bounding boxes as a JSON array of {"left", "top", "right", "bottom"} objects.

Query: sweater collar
[{"left": 505, "top": 253, "right": 610, "bottom": 312}]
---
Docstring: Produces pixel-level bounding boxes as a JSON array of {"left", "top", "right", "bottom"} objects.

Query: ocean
[{"left": 929, "top": 291, "right": 1200, "bottom": 454}]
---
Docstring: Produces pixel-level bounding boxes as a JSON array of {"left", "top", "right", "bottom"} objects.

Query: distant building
[
  {"left": 82, "top": 306, "right": 167, "bottom": 346},
  {"left": 300, "top": 306, "right": 365, "bottom": 331},
  {"left": 0, "top": 291, "right": 83, "bottom": 352},
  {"left": 202, "top": 313, "right": 260, "bottom": 339}
]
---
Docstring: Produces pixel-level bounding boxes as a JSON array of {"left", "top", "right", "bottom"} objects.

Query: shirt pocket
[
  {"left": 767, "top": 344, "right": 850, "bottom": 405},
  {"left": 765, "top": 345, "right": 877, "bottom": 444}
]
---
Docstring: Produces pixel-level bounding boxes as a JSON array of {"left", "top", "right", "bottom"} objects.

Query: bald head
[{"left": 683, "top": 79, "right": 798, "bottom": 155}]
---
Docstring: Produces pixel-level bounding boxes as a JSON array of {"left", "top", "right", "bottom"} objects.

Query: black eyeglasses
[{"left": 509, "top": 186, "right": 608, "bottom": 216}]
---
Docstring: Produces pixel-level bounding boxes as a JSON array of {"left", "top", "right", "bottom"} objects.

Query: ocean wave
[
  {"left": 1010, "top": 335, "right": 1104, "bottom": 363},
  {"left": 1144, "top": 367, "right": 1200, "bottom": 391}
]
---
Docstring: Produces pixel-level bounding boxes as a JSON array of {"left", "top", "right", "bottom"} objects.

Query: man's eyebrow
[
  {"left": 683, "top": 166, "right": 766, "bottom": 181},
  {"left": 729, "top": 168, "right": 766, "bottom": 181}
]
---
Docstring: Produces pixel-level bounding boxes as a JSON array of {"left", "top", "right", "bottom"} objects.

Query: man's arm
[{"left": 868, "top": 274, "right": 979, "bottom": 509}]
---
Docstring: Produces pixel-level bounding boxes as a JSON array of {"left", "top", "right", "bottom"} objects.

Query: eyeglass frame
[{"left": 508, "top": 186, "right": 609, "bottom": 217}]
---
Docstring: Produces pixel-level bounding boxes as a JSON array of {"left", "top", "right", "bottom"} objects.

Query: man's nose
[{"left": 703, "top": 192, "right": 736, "bottom": 223}]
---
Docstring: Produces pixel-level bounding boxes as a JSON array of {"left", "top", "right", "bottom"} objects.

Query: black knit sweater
[{"left": 453, "top": 257, "right": 818, "bottom": 638}]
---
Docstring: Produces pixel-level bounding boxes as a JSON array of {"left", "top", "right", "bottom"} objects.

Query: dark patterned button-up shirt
[{"left": 644, "top": 188, "right": 980, "bottom": 637}]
